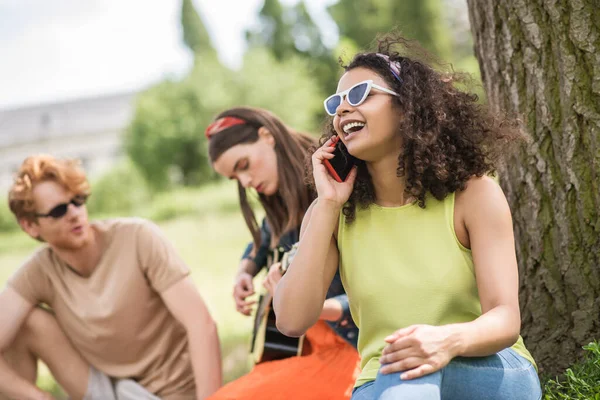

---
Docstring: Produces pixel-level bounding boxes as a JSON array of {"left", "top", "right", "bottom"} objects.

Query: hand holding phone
[{"left": 323, "top": 136, "right": 358, "bottom": 182}]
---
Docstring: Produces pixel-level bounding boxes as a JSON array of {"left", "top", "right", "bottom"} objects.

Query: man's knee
[
  {"left": 20, "top": 307, "right": 54, "bottom": 341},
  {"left": 0, "top": 310, "right": 48, "bottom": 384},
  {"left": 2, "top": 308, "right": 51, "bottom": 358},
  {"left": 24, "top": 307, "right": 57, "bottom": 332},
  {"left": 15, "top": 307, "right": 63, "bottom": 357}
]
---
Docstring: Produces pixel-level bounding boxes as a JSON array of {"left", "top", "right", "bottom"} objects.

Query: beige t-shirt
[{"left": 9, "top": 218, "right": 195, "bottom": 399}]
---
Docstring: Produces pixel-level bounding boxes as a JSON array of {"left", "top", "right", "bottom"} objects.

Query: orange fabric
[{"left": 209, "top": 321, "right": 360, "bottom": 400}]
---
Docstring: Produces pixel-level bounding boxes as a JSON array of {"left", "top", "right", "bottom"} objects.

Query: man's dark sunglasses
[{"left": 35, "top": 195, "right": 88, "bottom": 219}]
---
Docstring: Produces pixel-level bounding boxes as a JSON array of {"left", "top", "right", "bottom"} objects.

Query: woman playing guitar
[{"left": 205, "top": 107, "right": 359, "bottom": 400}]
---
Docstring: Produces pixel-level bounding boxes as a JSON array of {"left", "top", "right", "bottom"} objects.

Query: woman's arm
[
  {"left": 264, "top": 244, "right": 346, "bottom": 323},
  {"left": 275, "top": 138, "right": 358, "bottom": 337},
  {"left": 273, "top": 199, "right": 342, "bottom": 337},
  {"left": 450, "top": 176, "right": 521, "bottom": 356}
]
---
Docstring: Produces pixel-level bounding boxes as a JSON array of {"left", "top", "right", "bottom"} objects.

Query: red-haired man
[{"left": 0, "top": 155, "right": 222, "bottom": 400}]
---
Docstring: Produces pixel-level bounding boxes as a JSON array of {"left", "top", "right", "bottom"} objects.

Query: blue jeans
[{"left": 351, "top": 348, "right": 541, "bottom": 400}]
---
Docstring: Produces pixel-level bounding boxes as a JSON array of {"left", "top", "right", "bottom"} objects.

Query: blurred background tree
[
  {"left": 125, "top": 78, "right": 218, "bottom": 190},
  {"left": 181, "top": 0, "right": 215, "bottom": 57},
  {"left": 328, "top": 0, "right": 452, "bottom": 60},
  {"left": 246, "top": 0, "right": 340, "bottom": 99}
]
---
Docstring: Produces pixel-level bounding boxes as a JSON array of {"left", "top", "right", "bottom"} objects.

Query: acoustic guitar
[{"left": 249, "top": 246, "right": 305, "bottom": 364}]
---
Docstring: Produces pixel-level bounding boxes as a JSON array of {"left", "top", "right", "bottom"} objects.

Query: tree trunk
[{"left": 466, "top": 0, "right": 600, "bottom": 377}]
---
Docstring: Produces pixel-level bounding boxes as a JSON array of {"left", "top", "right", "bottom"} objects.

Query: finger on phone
[
  {"left": 323, "top": 136, "right": 337, "bottom": 147},
  {"left": 342, "top": 166, "right": 358, "bottom": 185}
]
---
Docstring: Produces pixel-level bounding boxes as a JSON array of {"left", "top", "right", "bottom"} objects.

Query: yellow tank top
[{"left": 337, "top": 193, "right": 535, "bottom": 387}]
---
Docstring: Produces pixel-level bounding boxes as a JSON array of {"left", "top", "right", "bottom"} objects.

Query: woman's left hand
[{"left": 379, "top": 324, "right": 462, "bottom": 380}]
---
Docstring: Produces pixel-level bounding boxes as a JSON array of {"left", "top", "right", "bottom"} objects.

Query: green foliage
[
  {"left": 543, "top": 341, "right": 600, "bottom": 399},
  {"left": 143, "top": 182, "right": 241, "bottom": 223},
  {"left": 180, "top": 0, "right": 213, "bottom": 55},
  {"left": 246, "top": 0, "right": 290, "bottom": 60},
  {"left": 0, "top": 199, "right": 18, "bottom": 233},
  {"left": 124, "top": 70, "right": 221, "bottom": 191},
  {"left": 328, "top": 0, "right": 452, "bottom": 60},
  {"left": 86, "top": 161, "right": 151, "bottom": 216},
  {"left": 238, "top": 48, "right": 323, "bottom": 133},
  {"left": 246, "top": 0, "right": 339, "bottom": 97},
  {"left": 87, "top": 174, "right": 253, "bottom": 226},
  {"left": 37, "top": 368, "right": 66, "bottom": 399},
  {"left": 247, "top": 0, "right": 327, "bottom": 60},
  {"left": 333, "top": 36, "right": 361, "bottom": 65}
]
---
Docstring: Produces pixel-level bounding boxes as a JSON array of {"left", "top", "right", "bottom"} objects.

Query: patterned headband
[
  {"left": 375, "top": 53, "right": 402, "bottom": 82},
  {"left": 205, "top": 116, "right": 246, "bottom": 139}
]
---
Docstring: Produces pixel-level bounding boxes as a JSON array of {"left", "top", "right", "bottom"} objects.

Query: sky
[{"left": 0, "top": 0, "right": 338, "bottom": 110}]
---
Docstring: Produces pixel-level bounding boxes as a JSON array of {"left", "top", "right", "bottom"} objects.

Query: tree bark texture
[{"left": 467, "top": 0, "right": 599, "bottom": 377}]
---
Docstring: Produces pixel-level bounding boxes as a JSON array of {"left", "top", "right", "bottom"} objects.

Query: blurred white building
[{"left": 0, "top": 92, "right": 136, "bottom": 190}]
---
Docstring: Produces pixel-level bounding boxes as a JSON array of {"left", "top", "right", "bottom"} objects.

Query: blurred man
[{"left": 0, "top": 155, "right": 222, "bottom": 400}]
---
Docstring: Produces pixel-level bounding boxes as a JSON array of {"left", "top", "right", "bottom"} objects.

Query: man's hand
[
  {"left": 262, "top": 263, "right": 283, "bottom": 296},
  {"left": 233, "top": 272, "right": 256, "bottom": 316}
]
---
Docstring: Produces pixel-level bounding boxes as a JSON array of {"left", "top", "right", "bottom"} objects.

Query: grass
[
  {"left": 543, "top": 341, "right": 600, "bottom": 399},
  {"left": 0, "top": 180, "right": 261, "bottom": 396}
]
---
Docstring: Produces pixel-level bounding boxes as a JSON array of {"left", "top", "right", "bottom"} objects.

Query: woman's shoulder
[
  {"left": 455, "top": 175, "right": 512, "bottom": 226},
  {"left": 456, "top": 175, "right": 506, "bottom": 205}
]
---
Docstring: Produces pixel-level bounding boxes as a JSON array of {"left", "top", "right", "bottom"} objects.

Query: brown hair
[
  {"left": 8, "top": 155, "right": 91, "bottom": 222},
  {"left": 310, "top": 33, "right": 525, "bottom": 222},
  {"left": 208, "top": 107, "right": 316, "bottom": 249}
]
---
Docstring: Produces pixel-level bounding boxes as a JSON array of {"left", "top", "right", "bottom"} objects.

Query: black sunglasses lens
[
  {"left": 48, "top": 204, "right": 69, "bottom": 219},
  {"left": 325, "top": 95, "right": 341, "bottom": 115},
  {"left": 348, "top": 83, "right": 369, "bottom": 105}
]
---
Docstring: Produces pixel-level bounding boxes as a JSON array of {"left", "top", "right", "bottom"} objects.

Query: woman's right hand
[
  {"left": 311, "top": 137, "right": 357, "bottom": 208},
  {"left": 233, "top": 272, "right": 256, "bottom": 316}
]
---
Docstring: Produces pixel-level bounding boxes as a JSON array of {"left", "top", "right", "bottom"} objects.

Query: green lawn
[{"left": 0, "top": 181, "right": 261, "bottom": 396}]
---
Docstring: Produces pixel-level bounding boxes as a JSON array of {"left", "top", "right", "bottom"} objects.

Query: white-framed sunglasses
[{"left": 323, "top": 79, "right": 400, "bottom": 116}]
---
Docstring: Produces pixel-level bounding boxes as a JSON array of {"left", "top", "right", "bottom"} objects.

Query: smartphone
[{"left": 323, "top": 136, "right": 357, "bottom": 182}]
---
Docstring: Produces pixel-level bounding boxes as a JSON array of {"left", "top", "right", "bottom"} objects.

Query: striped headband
[{"left": 375, "top": 53, "right": 402, "bottom": 82}]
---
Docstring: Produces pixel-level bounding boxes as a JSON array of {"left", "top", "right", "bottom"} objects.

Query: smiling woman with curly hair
[
  {"left": 274, "top": 33, "right": 542, "bottom": 400},
  {"left": 314, "top": 35, "right": 524, "bottom": 223}
]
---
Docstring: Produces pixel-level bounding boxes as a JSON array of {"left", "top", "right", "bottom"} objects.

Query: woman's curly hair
[{"left": 308, "top": 33, "right": 526, "bottom": 223}]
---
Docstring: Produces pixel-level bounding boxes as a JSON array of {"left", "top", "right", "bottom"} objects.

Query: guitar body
[
  {"left": 250, "top": 291, "right": 304, "bottom": 364},
  {"left": 249, "top": 247, "right": 305, "bottom": 364}
]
